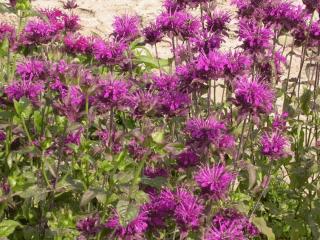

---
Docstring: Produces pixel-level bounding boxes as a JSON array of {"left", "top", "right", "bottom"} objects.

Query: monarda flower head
[
  {"left": 190, "top": 31, "right": 224, "bottom": 53},
  {"left": 0, "top": 23, "right": 16, "bottom": 46},
  {"left": 272, "top": 112, "right": 288, "bottom": 131},
  {"left": 4, "top": 80, "right": 44, "bottom": 104},
  {"left": 176, "top": 150, "right": 200, "bottom": 168},
  {"left": 196, "top": 50, "right": 228, "bottom": 78},
  {"left": 76, "top": 215, "right": 100, "bottom": 237},
  {"left": 302, "top": 0, "right": 320, "bottom": 13},
  {"left": 19, "top": 19, "right": 58, "bottom": 46},
  {"left": 163, "top": 0, "right": 187, "bottom": 12},
  {"left": 156, "top": 11, "right": 200, "bottom": 39},
  {"left": 112, "top": 14, "right": 141, "bottom": 42},
  {"left": 0, "top": 130, "right": 6, "bottom": 142},
  {"left": 195, "top": 164, "right": 235, "bottom": 200},
  {"left": 152, "top": 73, "right": 179, "bottom": 91},
  {"left": 174, "top": 187, "right": 204, "bottom": 231},
  {"left": 205, "top": 11, "right": 231, "bottom": 34},
  {"left": 64, "top": 33, "right": 93, "bottom": 55},
  {"left": 234, "top": 76, "right": 274, "bottom": 116},
  {"left": 205, "top": 208, "right": 259, "bottom": 240},
  {"left": 128, "top": 90, "right": 159, "bottom": 118},
  {"left": 157, "top": 90, "right": 190, "bottom": 116},
  {"left": 238, "top": 19, "right": 272, "bottom": 53},
  {"left": 93, "top": 79, "right": 129, "bottom": 111},
  {"left": 185, "top": 117, "right": 226, "bottom": 143},
  {"left": 105, "top": 207, "right": 148, "bottom": 238},
  {"left": 16, "top": 59, "right": 47, "bottom": 81},
  {"left": 93, "top": 38, "right": 127, "bottom": 66},
  {"left": 224, "top": 51, "right": 252, "bottom": 78},
  {"left": 143, "top": 23, "right": 163, "bottom": 45},
  {"left": 53, "top": 85, "right": 85, "bottom": 122},
  {"left": 261, "top": 131, "right": 290, "bottom": 160}
]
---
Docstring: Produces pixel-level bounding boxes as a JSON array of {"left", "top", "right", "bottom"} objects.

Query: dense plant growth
[{"left": 0, "top": 0, "right": 320, "bottom": 239}]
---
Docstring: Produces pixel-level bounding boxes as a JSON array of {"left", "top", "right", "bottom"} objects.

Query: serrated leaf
[
  {"left": 301, "top": 88, "right": 312, "bottom": 115},
  {"left": 252, "top": 217, "right": 275, "bottom": 240},
  {"left": 0, "top": 220, "right": 21, "bottom": 237}
]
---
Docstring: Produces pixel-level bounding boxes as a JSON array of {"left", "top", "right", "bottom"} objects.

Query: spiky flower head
[
  {"left": 76, "top": 215, "right": 100, "bottom": 237},
  {"left": 261, "top": 131, "right": 290, "bottom": 160},
  {"left": 104, "top": 208, "right": 149, "bottom": 238},
  {"left": 112, "top": 14, "right": 141, "bottom": 42},
  {"left": 195, "top": 164, "right": 235, "bottom": 200},
  {"left": 234, "top": 76, "right": 274, "bottom": 116},
  {"left": 174, "top": 187, "right": 204, "bottom": 231}
]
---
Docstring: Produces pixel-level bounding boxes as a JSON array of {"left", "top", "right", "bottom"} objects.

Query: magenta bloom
[
  {"left": 0, "top": 23, "right": 16, "bottom": 46},
  {"left": 205, "top": 208, "right": 259, "bottom": 240},
  {"left": 16, "top": 59, "right": 46, "bottom": 81},
  {"left": 54, "top": 86, "right": 85, "bottom": 122},
  {"left": 261, "top": 131, "right": 290, "bottom": 160},
  {"left": 185, "top": 117, "right": 226, "bottom": 143},
  {"left": 0, "top": 130, "right": 6, "bottom": 142},
  {"left": 205, "top": 11, "right": 231, "bottom": 34},
  {"left": 5, "top": 80, "right": 44, "bottom": 103},
  {"left": 93, "top": 38, "right": 127, "bottom": 66},
  {"left": 94, "top": 79, "right": 129, "bottom": 111},
  {"left": 238, "top": 19, "right": 272, "bottom": 53},
  {"left": 105, "top": 208, "right": 148, "bottom": 238},
  {"left": 156, "top": 11, "right": 200, "bottom": 38},
  {"left": 152, "top": 73, "right": 179, "bottom": 91},
  {"left": 63, "top": 14, "right": 81, "bottom": 32},
  {"left": 128, "top": 90, "right": 159, "bottom": 118},
  {"left": 196, "top": 50, "right": 228, "bottom": 78},
  {"left": 225, "top": 51, "right": 252, "bottom": 78},
  {"left": 234, "top": 76, "right": 274, "bottom": 116},
  {"left": 112, "top": 14, "right": 141, "bottom": 42},
  {"left": 19, "top": 19, "right": 58, "bottom": 46},
  {"left": 64, "top": 33, "right": 92, "bottom": 55},
  {"left": 191, "top": 31, "right": 224, "bottom": 53},
  {"left": 143, "top": 23, "right": 163, "bottom": 45},
  {"left": 174, "top": 187, "right": 204, "bottom": 231},
  {"left": 176, "top": 150, "right": 200, "bottom": 168},
  {"left": 272, "top": 112, "right": 288, "bottom": 131},
  {"left": 76, "top": 215, "right": 100, "bottom": 237},
  {"left": 195, "top": 164, "right": 234, "bottom": 200}
]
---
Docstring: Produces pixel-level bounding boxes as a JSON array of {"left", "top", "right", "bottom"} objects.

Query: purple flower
[
  {"left": 218, "top": 134, "right": 235, "bottom": 150},
  {"left": 63, "top": 0, "right": 78, "bottom": 9},
  {"left": 185, "top": 117, "right": 226, "bottom": 143},
  {"left": 145, "top": 188, "right": 176, "bottom": 228},
  {"left": 156, "top": 11, "right": 200, "bottom": 39},
  {"left": 163, "top": 0, "right": 187, "bottom": 12},
  {"left": 191, "top": 31, "right": 224, "bottom": 53},
  {"left": 128, "top": 90, "right": 159, "bottom": 118},
  {"left": 9, "top": 0, "right": 16, "bottom": 7},
  {"left": 93, "top": 38, "right": 127, "bottom": 66},
  {"left": 234, "top": 76, "right": 274, "bottom": 116},
  {"left": 272, "top": 112, "right": 288, "bottom": 131},
  {"left": 157, "top": 91, "right": 190, "bottom": 116},
  {"left": 225, "top": 51, "right": 252, "bottom": 78},
  {"left": 64, "top": 33, "right": 93, "bottom": 55},
  {"left": 195, "top": 164, "right": 235, "bottom": 200},
  {"left": 16, "top": 59, "right": 46, "bottom": 81},
  {"left": 65, "top": 127, "right": 84, "bottom": 146},
  {"left": 174, "top": 187, "right": 204, "bottom": 230},
  {"left": 261, "top": 131, "right": 290, "bottom": 160},
  {"left": 54, "top": 86, "right": 85, "bottom": 122},
  {"left": 76, "top": 215, "right": 100, "bottom": 237},
  {"left": 5, "top": 80, "right": 44, "bottom": 103},
  {"left": 105, "top": 208, "right": 148, "bottom": 238},
  {"left": 238, "top": 19, "right": 272, "bottom": 53},
  {"left": 205, "top": 208, "right": 259, "bottom": 240},
  {"left": 19, "top": 19, "right": 58, "bottom": 46},
  {"left": 128, "top": 140, "right": 147, "bottom": 159},
  {"left": 63, "top": 14, "right": 81, "bottom": 32},
  {"left": 302, "top": 0, "right": 319, "bottom": 13},
  {"left": 205, "top": 11, "right": 231, "bottom": 34},
  {"left": 144, "top": 167, "right": 168, "bottom": 178},
  {"left": 112, "top": 14, "right": 141, "bottom": 42},
  {"left": 176, "top": 150, "right": 200, "bottom": 168},
  {"left": 93, "top": 79, "right": 129, "bottom": 111},
  {"left": 0, "top": 23, "right": 16, "bottom": 46},
  {"left": 152, "top": 73, "right": 179, "bottom": 91},
  {"left": 0, "top": 130, "right": 6, "bottom": 142},
  {"left": 143, "top": 23, "right": 163, "bottom": 45},
  {"left": 0, "top": 178, "right": 10, "bottom": 195},
  {"left": 196, "top": 50, "right": 228, "bottom": 78}
]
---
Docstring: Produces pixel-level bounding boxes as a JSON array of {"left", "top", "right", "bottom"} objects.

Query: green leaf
[
  {"left": 0, "top": 38, "right": 9, "bottom": 57},
  {"left": 141, "top": 176, "right": 167, "bottom": 189},
  {"left": 301, "top": 88, "right": 312, "bottom": 115},
  {"left": 116, "top": 200, "right": 138, "bottom": 227},
  {"left": 33, "top": 110, "right": 43, "bottom": 133},
  {"left": 252, "top": 217, "right": 275, "bottom": 240},
  {"left": 134, "top": 55, "right": 170, "bottom": 69},
  {"left": 80, "top": 188, "right": 106, "bottom": 207},
  {"left": 151, "top": 130, "right": 165, "bottom": 144},
  {"left": 0, "top": 220, "right": 21, "bottom": 237}
]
